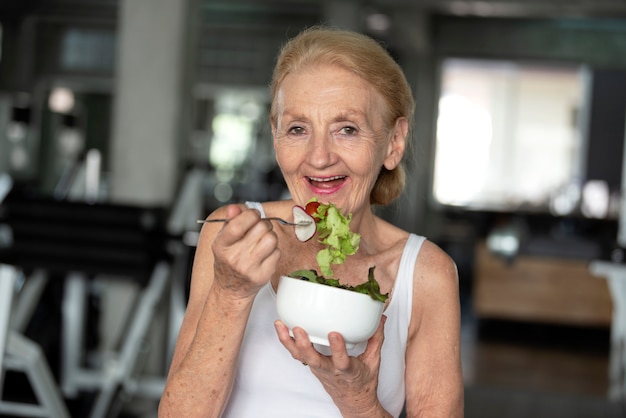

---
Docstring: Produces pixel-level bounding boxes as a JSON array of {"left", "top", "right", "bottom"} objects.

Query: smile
[
  {"left": 307, "top": 175, "right": 347, "bottom": 194},
  {"left": 308, "top": 175, "right": 346, "bottom": 182}
]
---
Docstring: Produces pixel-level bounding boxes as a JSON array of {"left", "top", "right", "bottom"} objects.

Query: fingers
[
  {"left": 275, "top": 322, "right": 312, "bottom": 353},
  {"left": 327, "top": 315, "right": 386, "bottom": 372},
  {"left": 225, "top": 203, "right": 243, "bottom": 219},
  {"left": 250, "top": 222, "right": 279, "bottom": 259},
  {"left": 359, "top": 315, "right": 386, "bottom": 367},
  {"left": 327, "top": 332, "right": 351, "bottom": 370},
  {"left": 215, "top": 207, "right": 277, "bottom": 259},
  {"left": 275, "top": 316, "right": 387, "bottom": 377},
  {"left": 275, "top": 321, "right": 319, "bottom": 366},
  {"left": 212, "top": 207, "right": 280, "bottom": 292},
  {"left": 216, "top": 206, "right": 268, "bottom": 246},
  {"left": 274, "top": 320, "right": 291, "bottom": 342}
]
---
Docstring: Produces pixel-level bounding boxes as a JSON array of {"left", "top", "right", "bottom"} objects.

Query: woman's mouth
[{"left": 307, "top": 175, "right": 347, "bottom": 192}]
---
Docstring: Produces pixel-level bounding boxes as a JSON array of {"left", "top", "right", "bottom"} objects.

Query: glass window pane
[{"left": 433, "top": 58, "right": 589, "bottom": 213}]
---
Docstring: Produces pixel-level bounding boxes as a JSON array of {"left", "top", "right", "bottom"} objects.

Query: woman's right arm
[{"left": 158, "top": 205, "right": 281, "bottom": 417}]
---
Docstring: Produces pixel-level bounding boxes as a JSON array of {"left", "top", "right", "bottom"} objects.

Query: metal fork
[{"left": 196, "top": 217, "right": 311, "bottom": 226}]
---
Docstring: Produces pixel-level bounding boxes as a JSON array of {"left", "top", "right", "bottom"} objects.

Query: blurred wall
[
  {"left": 109, "top": 0, "right": 197, "bottom": 206},
  {"left": 1, "top": 1, "right": 626, "bottom": 233}
]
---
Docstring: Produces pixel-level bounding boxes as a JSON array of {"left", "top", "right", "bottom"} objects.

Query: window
[
  {"left": 61, "top": 28, "right": 116, "bottom": 72},
  {"left": 432, "top": 58, "right": 589, "bottom": 214}
]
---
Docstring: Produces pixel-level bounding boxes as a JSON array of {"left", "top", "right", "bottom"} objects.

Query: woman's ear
[{"left": 383, "top": 117, "right": 408, "bottom": 170}]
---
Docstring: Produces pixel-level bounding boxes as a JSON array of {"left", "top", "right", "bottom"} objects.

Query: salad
[{"left": 289, "top": 199, "right": 389, "bottom": 303}]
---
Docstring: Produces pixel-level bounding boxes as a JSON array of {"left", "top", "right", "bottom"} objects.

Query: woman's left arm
[{"left": 404, "top": 241, "right": 464, "bottom": 417}]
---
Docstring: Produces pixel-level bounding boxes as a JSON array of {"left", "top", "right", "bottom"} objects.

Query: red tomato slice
[{"left": 305, "top": 201, "right": 321, "bottom": 217}]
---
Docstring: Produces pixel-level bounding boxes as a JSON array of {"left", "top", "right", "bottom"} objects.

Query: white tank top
[{"left": 222, "top": 202, "right": 425, "bottom": 417}]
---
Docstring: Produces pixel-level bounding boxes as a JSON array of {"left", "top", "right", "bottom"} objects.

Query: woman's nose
[{"left": 306, "top": 133, "right": 336, "bottom": 168}]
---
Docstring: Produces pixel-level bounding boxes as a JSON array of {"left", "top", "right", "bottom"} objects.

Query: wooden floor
[{"left": 461, "top": 297, "right": 626, "bottom": 418}]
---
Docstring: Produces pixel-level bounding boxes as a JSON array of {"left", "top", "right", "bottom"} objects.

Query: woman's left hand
[{"left": 275, "top": 316, "right": 390, "bottom": 417}]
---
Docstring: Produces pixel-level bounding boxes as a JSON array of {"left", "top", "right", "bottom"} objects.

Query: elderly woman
[{"left": 159, "top": 27, "right": 463, "bottom": 417}]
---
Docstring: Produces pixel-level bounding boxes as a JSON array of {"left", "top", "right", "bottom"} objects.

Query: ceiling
[
  {"left": 2, "top": 0, "right": 626, "bottom": 20},
  {"left": 378, "top": 0, "right": 626, "bottom": 17},
  {"left": 203, "top": 0, "right": 626, "bottom": 19}
]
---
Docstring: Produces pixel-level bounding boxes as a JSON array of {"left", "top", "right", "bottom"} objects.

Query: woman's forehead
[{"left": 276, "top": 66, "right": 386, "bottom": 113}]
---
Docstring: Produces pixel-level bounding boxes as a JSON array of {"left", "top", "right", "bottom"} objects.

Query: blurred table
[
  {"left": 474, "top": 242, "right": 612, "bottom": 325},
  {"left": 589, "top": 260, "right": 626, "bottom": 400}
]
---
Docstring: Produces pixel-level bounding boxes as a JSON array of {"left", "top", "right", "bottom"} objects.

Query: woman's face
[{"left": 272, "top": 64, "right": 407, "bottom": 215}]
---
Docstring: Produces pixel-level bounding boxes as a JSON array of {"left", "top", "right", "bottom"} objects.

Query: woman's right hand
[
  {"left": 210, "top": 204, "right": 281, "bottom": 299},
  {"left": 159, "top": 204, "right": 281, "bottom": 418}
]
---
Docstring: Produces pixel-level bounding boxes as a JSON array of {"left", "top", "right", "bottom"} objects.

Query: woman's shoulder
[
  {"left": 408, "top": 239, "right": 459, "bottom": 307},
  {"left": 407, "top": 238, "right": 460, "bottom": 337},
  {"left": 415, "top": 239, "right": 458, "bottom": 283}
]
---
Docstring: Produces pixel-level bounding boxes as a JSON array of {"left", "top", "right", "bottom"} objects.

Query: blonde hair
[{"left": 270, "top": 26, "right": 415, "bottom": 205}]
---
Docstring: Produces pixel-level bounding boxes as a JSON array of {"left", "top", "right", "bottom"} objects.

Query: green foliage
[
  {"left": 313, "top": 201, "right": 360, "bottom": 277},
  {"left": 288, "top": 200, "right": 388, "bottom": 302}
]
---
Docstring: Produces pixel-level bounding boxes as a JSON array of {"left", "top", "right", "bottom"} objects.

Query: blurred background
[{"left": 0, "top": 0, "right": 626, "bottom": 417}]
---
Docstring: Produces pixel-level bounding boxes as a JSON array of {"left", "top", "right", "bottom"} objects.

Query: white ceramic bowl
[{"left": 276, "top": 275, "right": 385, "bottom": 349}]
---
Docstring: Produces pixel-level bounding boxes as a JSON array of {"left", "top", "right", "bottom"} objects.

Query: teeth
[{"left": 309, "top": 176, "right": 345, "bottom": 182}]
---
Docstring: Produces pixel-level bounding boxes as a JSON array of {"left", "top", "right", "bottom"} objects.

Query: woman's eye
[
  {"left": 288, "top": 126, "right": 306, "bottom": 135},
  {"left": 339, "top": 126, "right": 357, "bottom": 135}
]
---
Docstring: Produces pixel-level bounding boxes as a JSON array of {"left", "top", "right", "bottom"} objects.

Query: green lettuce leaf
[
  {"left": 287, "top": 200, "right": 388, "bottom": 303},
  {"left": 315, "top": 203, "right": 360, "bottom": 277}
]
